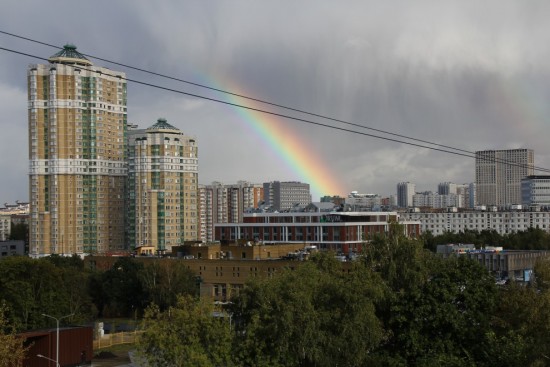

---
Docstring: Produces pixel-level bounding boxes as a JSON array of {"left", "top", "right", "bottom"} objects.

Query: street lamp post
[
  {"left": 41, "top": 313, "right": 74, "bottom": 367},
  {"left": 37, "top": 353, "right": 59, "bottom": 367}
]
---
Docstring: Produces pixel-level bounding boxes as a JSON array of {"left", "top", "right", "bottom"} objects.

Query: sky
[{"left": 1, "top": 1, "right": 550, "bottom": 202}]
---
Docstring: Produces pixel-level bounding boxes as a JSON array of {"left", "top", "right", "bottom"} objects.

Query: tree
[
  {"left": 0, "top": 303, "right": 29, "bottom": 367},
  {"left": 231, "top": 252, "right": 385, "bottom": 367},
  {"left": 9, "top": 222, "right": 28, "bottom": 242},
  {"left": 137, "top": 295, "right": 233, "bottom": 367},
  {"left": 0, "top": 257, "right": 71, "bottom": 330},
  {"left": 362, "top": 223, "right": 499, "bottom": 366},
  {"left": 100, "top": 258, "right": 146, "bottom": 317},
  {"left": 140, "top": 259, "right": 197, "bottom": 310}
]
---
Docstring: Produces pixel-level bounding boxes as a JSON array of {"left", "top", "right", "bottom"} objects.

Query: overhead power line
[
  {"left": 0, "top": 29, "right": 477, "bottom": 155},
  {"left": 0, "top": 41, "right": 547, "bottom": 175}
]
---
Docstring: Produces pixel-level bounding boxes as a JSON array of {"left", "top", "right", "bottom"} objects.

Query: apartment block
[
  {"left": 263, "top": 181, "right": 311, "bottom": 211},
  {"left": 28, "top": 45, "right": 127, "bottom": 256},
  {"left": 475, "top": 149, "right": 534, "bottom": 206},
  {"left": 521, "top": 175, "right": 550, "bottom": 207},
  {"left": 397, "top": 182, "right": 415, "bottom": 208},
  {"left": 200, "top": 181, "right": 263, "bottom": 242},
  {"left": 412, "top": 192, "right": 463, "bottom": 209},
  {"left": 402, "top": 208, "right": 550, "bottom": 235},
  {"left": 126, "top": 118, "right": 199, "bottom": 253}
]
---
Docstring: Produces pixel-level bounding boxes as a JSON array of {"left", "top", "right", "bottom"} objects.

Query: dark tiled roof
[
  {"left": 48, "top": 44, "right": 92, "bottom": 66},
  {"left": 148, "top": 118, "right": 180, "bottom": 132}
]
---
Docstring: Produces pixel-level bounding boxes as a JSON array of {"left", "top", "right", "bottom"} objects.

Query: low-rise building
[
  {"left": 0, "top": 240, "right": 25, "bottom": 257},
  {"left": 436, "top": 244, "right": 550, "bottom": 281},
  {"left": 402, "top": 208, "right": 550, "bottom": 235},
  {"left": 215, "top": 211, "right": 421, "bottom": 254}
]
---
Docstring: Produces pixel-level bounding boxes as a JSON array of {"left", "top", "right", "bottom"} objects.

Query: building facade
[
  {"left": 397, "top": 182, "right": 416, "bottom": 208},
  {"left": 200, "top": 181, "right": 264, "bottom": 242},
  {"left": 126, "top": 118, "right": 199, "bottom": 253},
  {"left": 412, "top": 191, "right": 463, "bottom": 209},
  {"left": 521, "top": 175, "right": 550, "bottom": 207},
  {"left": 475, "top": 149, "right": 534, "bottom": 207},
  {"left": 28, "top": 45, "right": 127, "bottom": 256},
  {"left": 402, "top": 208, "right": 550, "bottom": 235},
  {"left": 263, "top": 181, "right": 311, "bottom": 211},
  {"left": 345, "top": 191, "right": 381, "bottom": 211},
  {"left": 215, "top": 211, "right": 421, "bottom": 254},
  {"left": 0, "top": 214, "right": 10, "bottom": 242}
]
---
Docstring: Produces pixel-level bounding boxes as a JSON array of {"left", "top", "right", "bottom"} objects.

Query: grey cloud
[{"left": 1, "top": 0, "right": 550, "bottom": 200}]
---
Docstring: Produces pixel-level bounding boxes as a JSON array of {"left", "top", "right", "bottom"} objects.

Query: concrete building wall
[
  {"left": 521, "top": 175, "right": 550, "bottom": 206},
  {"left": 476, "top": 149, "right": 534, "bottom": 207},
  {"left": 263, "top": 181, "right": 311, "bottom": 211},
  {"left": 402, "top": 209, "right": 550, "bottom": 235}
]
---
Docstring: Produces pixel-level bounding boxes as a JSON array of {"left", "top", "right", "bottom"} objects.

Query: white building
[
  {"left": 0, "top": 214, "right": 10, "bottom": 241},
  {"left": 412, "top": 192, "right": 463, "bottom": 209},
  {"left": 345, "top": 191, "right": 381, "bottom": 211},
  {"left": 522, "top": 176, "right": 550, "bottom": 207},
  {"left": 401, "top": 209, "right": 550, "bottom": 235}
]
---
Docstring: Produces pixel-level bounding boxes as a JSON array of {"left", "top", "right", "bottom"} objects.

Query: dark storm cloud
[{"left": 1, "top": 0, "right": 550, "bottom": 200}]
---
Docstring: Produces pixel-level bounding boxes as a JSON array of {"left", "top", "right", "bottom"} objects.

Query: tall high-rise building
[
  {"left": 475, "top": 149, "right": 534, "bottom": 206},
  {"left": 263, "top": 181, "right": 311, "bottom": 211},
  {"left": 200, "top": 181, "right": 263, "bottom": 242},
  {"left": 28, "top": 45, "right": 127, "bottom": 256},
  {"left": 126, "top": 118, "right": 199, "bottom": 253},
  {"left": 396, "top": 182, "right": 416, "bottom": 208}
]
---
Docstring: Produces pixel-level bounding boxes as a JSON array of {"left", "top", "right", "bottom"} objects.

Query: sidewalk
[{"left": 91, "top": 350, "right": 142, "bottom": 367}]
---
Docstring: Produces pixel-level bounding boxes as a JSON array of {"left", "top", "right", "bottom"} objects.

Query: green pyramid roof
[
  {"left": 48, "top": 44, "right": 93, "bottom": 66},
  {"left": 147, "top": 118, "right": 180, "bottom": 132}
]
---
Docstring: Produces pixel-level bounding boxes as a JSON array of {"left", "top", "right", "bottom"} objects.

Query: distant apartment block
[
  {"left": 475, "top": 149, "right": 534, "bottom": 207},
  {"left": 438, "top": 182, "right": 458, "bottom": 195},
  {"left": 402, "top": 208, "right": 550, "bottom": 235},
  {"left": 28, "top": 45, "right": 127, "bottom": 256},
  {"left": 345, "top": 191, "right": 381, "bottom": 211},
  {"left": 126, "top": 118, "right": 199, "bottom": 253},
  {"left": 0, "top": 201, "right": 30, "bottom": 215},
  {"left": 412, "top": 192, "right": 463, "bottom": 209},
  {"left": 521, "top": 175, "right": 550, "bottom": 207},
  {"left": 200, "top": 181, "right": 264, "bottom": 242},
  {"left": 0, "top": 214, "right": 10, "bottom": 241},
  {"left": 397, "top": 182, "right": 415, "bottom": 208},
  {"left": 263, "top": 181, "right": 311, "bottom": 211}
]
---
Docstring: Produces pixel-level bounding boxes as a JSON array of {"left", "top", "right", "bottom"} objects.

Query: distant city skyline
[{"left": 2, "top": 1, "right": 550, "bottom": 202}]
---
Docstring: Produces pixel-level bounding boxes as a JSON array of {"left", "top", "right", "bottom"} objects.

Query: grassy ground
[{"left": 93, "top": 343, "right": 135, "bottom": 367}]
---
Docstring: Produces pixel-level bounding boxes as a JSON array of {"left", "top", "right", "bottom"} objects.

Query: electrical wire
[
  {"left": 0, "top": 43, "right": 547, "bottom": 175},
  {"left": 0, "top": 29, "right": 539, "bottom": 170}
]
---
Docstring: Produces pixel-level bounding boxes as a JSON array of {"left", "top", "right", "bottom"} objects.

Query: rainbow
[{"left": 210, "top": 76, "right": 346, "bottom": 200}]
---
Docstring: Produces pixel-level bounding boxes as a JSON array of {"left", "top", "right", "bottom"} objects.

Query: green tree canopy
[{"left": 137, "top": 295, "right": 233, "bottom": 367}]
